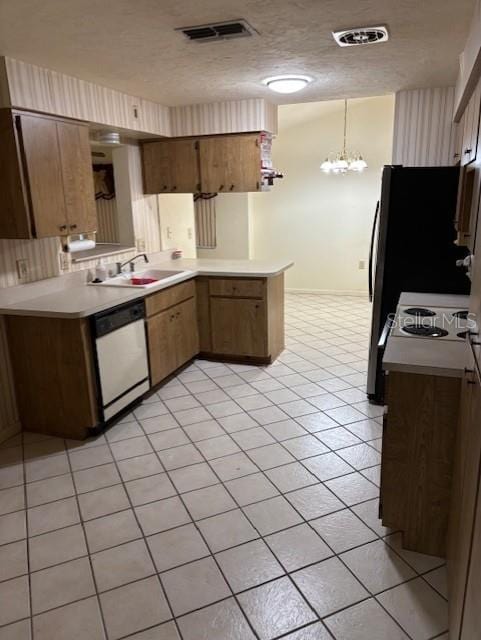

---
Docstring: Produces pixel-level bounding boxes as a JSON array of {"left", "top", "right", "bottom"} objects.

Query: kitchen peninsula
[{"left": 0, "top": 258, "right": 292, "bottom": 440}]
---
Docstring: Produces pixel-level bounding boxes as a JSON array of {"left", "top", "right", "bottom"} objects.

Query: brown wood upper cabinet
[
  {"left": 141, "top": 138, "right": 200, "bottom": 194},
  {"left": 198, "top": 134, "right": 261, "bottom": 193},
  {"left": 141, "top": 133, "right": 263, "bottom": 194},
  {"left": 0, "top": 109, "right": 96, "bottom": 239}
]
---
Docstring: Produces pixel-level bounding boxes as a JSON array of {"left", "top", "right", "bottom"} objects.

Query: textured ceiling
[{"left": 0, "top": 0, "right": 475, "bottom": 106}]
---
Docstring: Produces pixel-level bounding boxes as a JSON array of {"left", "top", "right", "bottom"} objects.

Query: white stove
[{"left": 391, "top": 305, "right": 471, "bottom": 341}]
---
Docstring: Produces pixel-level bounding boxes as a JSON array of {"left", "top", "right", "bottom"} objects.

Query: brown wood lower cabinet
[
  {"left": 448, "top": 357, "right": 481, "bottom": 639},
  {"left": 380, "top": 370, "right": 461, "bottom": 557},
  {"left": 3, "top": 274, "right": 286, "bottom": 440},
  {"left": 210, "top": 298, "right": 266, "bottom": 357},
  {"left": 197, "top": 273, "right": 284, "bottom": 363},
  {"left": 6, "top": 315, "right": 98, "bottom": 439},
  {"left": 146, "top": 287, "right": 199, "bottom": 386}
]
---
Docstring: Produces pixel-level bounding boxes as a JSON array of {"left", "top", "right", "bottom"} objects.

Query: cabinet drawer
[
  {"left": 209, "top": 278, "right": 264, "bottom": 299},
  {"left": 145, "top": 280, "right": 195, "bottom": 317}
]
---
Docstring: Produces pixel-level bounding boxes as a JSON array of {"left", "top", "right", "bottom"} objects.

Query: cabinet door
[
  {"left": 461, "top": 380, "right": 481, "bottom": 639},
  {"left": 19, "top": 113, "right": 68, "bottom": 237},
  {"left": 142, "top": 141, "right": 171, "bottom": 193},
  {"left": 448, "top": 362, "right": 481, "bottom": 639},
  {"left": 199, "top": 135, "right": 261, "bottom": 193},
  {"left": 141, "top": 139, "right": 199, "bottom": 193},
  {"left": 168, "top": 140, "right": 200, "bottom": 193},
  {"left": 461, "top": 83, "right": 481, "bottom": 165},
  {"left": 57, "top": 121, "right": 97, "bottom": 234},
  {"left": 175, "top": 297, "right": 199, "bottom": 367},
  {"left": 210, "top": 298, "right": 266, "bottom": 357},
  {"left": 147, "top": 308, "right": 178, "bottom": 386},
  {"left": 454, "top": 165, "right": 476, "bottom": 246}
]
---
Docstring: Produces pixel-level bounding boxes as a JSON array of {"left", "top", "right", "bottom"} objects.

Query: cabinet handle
[
  {"left": 70, "top": 224, "right": 77, "bottom": 230},
  {"left": 464, "top": 149, "right": 472, "bottom": 154},
  {"left": 162, "top": 185, "right": 168, "bottom": 191},
  {"left": 59, "top": 225, "right": 67, "bottom": 231},
  {"left": 172, "top": 185, "right": 177, "bottom": 191},
  {"left": 219, "top": 185, "right": 224, "bottom": 191},
  {"left": 453, "top": 153, "right": 460, "bottom": 159},
  {"left": 229, "top": 184, "right": 234, "bottom": 191},
  {"left": 176, "top": 311, "right": 180, "bottom": 317}
]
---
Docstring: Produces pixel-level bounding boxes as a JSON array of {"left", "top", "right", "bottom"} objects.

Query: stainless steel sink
[{"left": 90, "top": 269, "right": 188, "bottom": 289}]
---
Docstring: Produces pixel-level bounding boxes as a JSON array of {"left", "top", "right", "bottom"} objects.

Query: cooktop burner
[
  {"left": 453, "top": 310, "right": 469, "bottom": 319},
  {"left": 402, "top": 325, "right": 449, "bottom": 337},
  {"left": 404, "top": 307, "right": 436, "bottom": 317}
]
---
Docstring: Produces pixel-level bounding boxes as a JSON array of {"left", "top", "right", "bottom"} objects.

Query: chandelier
[{"left": 320, "top": 100, "right": 367, "bottom": 173}]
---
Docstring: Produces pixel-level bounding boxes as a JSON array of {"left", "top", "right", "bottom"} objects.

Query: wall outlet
[
  {"left": 166, "top": 226, "right": 173, "bottom": 239},
  {"left": 358, "top": 259, "right": 367, "bottom": 270},
  {"left": 136, "top": 238, "right": 146, "bottom": 252},
  {"left": 187, "top": 227, "right": 193, "bottom": 240},
  {"left": 16, "top": 258, "right": 29, "bottom": 282}
]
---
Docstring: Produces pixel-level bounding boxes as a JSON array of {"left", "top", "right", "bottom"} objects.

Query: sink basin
[{"left": 90, "top": 269, "right": 187, "bottom": 289}]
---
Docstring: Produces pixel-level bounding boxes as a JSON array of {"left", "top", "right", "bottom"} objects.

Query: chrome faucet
[{"left": 116, "top": 254, "right": 149, "bottom": 274}]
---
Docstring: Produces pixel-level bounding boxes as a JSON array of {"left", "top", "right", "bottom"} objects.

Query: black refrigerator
[{"left": 366, "top": 165, "right": 470, "bottom": 404}]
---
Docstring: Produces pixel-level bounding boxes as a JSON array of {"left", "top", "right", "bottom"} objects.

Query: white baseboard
[{"left": 286, "top": 287, "right": 369, "bottom": 298}]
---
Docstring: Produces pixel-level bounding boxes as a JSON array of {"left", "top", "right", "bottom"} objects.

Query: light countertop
[
  {"left": 0, "top": 258, "right": 293, "bottom": 319},
  {"left": 383, "top": 292, "right": 469, "bottom": 377}
]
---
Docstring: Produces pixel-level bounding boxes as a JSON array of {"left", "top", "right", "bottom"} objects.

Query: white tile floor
[{"left": 0, "top": 293, "right": 449, "bottom": 639}]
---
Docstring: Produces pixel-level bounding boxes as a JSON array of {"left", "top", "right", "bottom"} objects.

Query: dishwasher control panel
[{"left": 93, "top": 301, "right": 145, "bottom": 338}]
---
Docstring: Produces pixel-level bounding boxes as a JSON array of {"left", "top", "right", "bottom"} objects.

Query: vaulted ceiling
[{"left": 0, "top": 0, "right": 475, "bottom": 106}]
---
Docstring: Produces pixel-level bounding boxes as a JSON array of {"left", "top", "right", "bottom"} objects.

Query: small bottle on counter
[{"left": 95, "top": 260, "right": 108, "bottom": 282}]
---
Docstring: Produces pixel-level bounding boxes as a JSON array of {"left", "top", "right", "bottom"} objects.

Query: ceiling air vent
[
  {"left": 177, "top": 19, "right": 257, "bottom": 42},
  {"left": 332, "top": 26, "right": 389, "bottom": 47}
]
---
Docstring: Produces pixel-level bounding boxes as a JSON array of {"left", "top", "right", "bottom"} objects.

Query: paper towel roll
[{"left": 66, "top": 239, "right": 96, "bottom": 253}]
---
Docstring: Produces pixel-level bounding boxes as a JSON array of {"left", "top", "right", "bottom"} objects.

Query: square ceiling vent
[
  {"left": 177, "top": 19, "right": 257, "bottom": 42},
  {"left": 332, "top": 25, "right": 389, "bottom": 47}
]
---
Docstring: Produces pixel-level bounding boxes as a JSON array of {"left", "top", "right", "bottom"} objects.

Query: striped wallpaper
[
  {"left": 1, "top": 57, "right": 172, "bottom": 136},
  {"left": 392, "top": 87, "right": 457, "bottom": 166},
  {"left": 1, "top": 57, "right": 279, "bottom": 137},
  {"left": 168, "top": 98, "right": 278, "bottom": 136},
  {"left": 0, "top": 237, "right": 61, "bottom": 288}
]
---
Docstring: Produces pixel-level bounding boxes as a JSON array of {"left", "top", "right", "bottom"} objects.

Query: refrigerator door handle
[
  {"left": 368, "top": 200, "right": 380, "bottom": 302},
  {"left": 378, "top": 316, "right": 393, "bottom": 349}
]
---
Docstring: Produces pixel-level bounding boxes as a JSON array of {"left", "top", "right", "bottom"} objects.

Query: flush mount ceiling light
[
  {"left": 320, "top": 99, "right": 368, "bottom": 174},
  {"left": 262, "top": 75, "right": 312, "bottom": 94}
]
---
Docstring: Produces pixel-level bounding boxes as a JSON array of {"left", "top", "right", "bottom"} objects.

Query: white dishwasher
[{"left": 92, "top": 300, "right": 150, "bottom": 421}]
